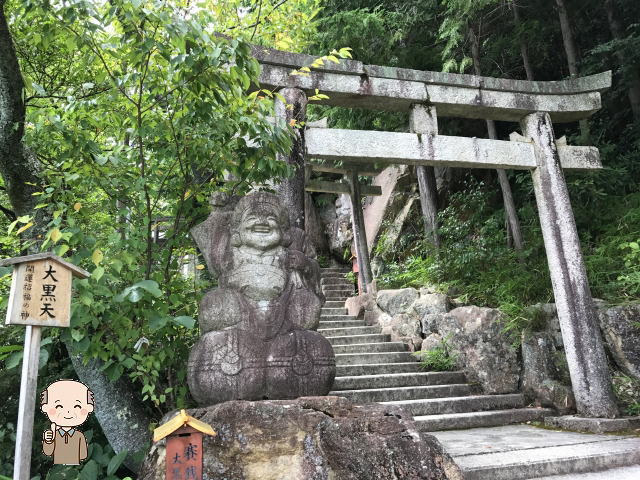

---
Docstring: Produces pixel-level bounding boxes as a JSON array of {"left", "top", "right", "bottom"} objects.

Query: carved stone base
[{"left": 188, "top": 328, "right": 335, "bottom": 406}]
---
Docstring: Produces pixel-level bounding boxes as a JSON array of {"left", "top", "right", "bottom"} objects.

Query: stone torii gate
[{"left": 253, "top": 45, "right": 617, "bottom": 419}]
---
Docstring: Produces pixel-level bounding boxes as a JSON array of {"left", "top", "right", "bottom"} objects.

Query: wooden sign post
[
  {"left": 153, "top": 409, "right": 216, "bottom": 480},
  {"left": 0, "top": 253, "right": 89, "bottom": 480}
]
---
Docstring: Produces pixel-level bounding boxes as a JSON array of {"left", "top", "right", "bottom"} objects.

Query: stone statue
[{"left": 187, "top": 192, "right": 335, "bottom": 405}]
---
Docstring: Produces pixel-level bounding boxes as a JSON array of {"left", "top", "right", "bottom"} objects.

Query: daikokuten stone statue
[{"left": 187, "top": 192, "right": 335, "bottom": 405}]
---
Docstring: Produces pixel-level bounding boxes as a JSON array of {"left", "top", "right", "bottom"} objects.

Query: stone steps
[
  {"left": 333, "top": 371, "right": 466, "bottom": 390},
  {"left": 332, "top": 341, "right": 407, "bottom": 354},
  {"left": 318, "top": 275, "right": 636, "bottom": 479},
  {"left": 335, "top": 362, "right": 424, "bottom": 376},
  {"left": 321, "top": 277, "right": 353, "bottom": 286},
  {"left": 456, "top": 437, "right": 640, "bottom": 480},
  {"left": 318, "top": 325, "right": 381, "bottom": 337},
  {"left": 326, "top": 333, "right": 391, "bottom": 346},
  {"left": 325, "top": 300, "right": 347, "bottom": 308},
  {"left": 335, "top": 351, "right": 415, "bottom": 366},
  {"left": 414, "top": 408, "right": 553, "bottom": 432},
  {"left": 323, "top": 296, "right": 350, "bottom": 302},
  {"left": 329, "top": 384, "right": 471, "bottom": 403},
  {"left": 319, "top": 320, "right": 365, "bottom": 329},
  {"left": 320, "top": 308, "right": 348, "bottom": 316},
  {"left": 383, "top": 394, "right": 526, "bottom": 416},
  {"left": 322, "top": 289, "right": 355, "bottom": 297},
  {"left": 432, "top": 425, "right": 640, "bottom": 480},
  {"left": 532, "top": 465, "right": 640, "bottom": 480}
]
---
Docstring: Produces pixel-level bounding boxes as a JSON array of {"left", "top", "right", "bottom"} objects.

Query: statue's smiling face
[{"left": 239, "top": 208, "right": 282, "bottom": 250}]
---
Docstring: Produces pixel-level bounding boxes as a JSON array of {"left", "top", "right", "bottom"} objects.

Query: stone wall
[{"left": 364, "top": 288, "right": 640, "bottom": 410}]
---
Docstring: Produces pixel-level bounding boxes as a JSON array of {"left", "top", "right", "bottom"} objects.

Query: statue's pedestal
[{"left": 138, "top": 396, "right": 462, "bottom": 480}]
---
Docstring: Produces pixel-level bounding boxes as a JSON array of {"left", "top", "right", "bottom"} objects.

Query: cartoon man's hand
[{"left": 43, "top": 423, "right": 56, "bottom": 443}]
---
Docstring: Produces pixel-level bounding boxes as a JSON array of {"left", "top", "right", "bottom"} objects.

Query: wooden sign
[
  {"left": 0, "top": 253, "right": 88, "bottom": 480},
  {"left": 153, "top": 409, "right": 216, "bottom": 480},
  {"left": 166, "top": 425, "right": 203, "bottom": 480},
  {"left": 2, "top": 253, "right": 88, "bottom": 328}
]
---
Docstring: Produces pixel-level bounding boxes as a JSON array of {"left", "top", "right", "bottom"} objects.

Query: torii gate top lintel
[{"left": 253, "top": 45, "right": 611, "bottom": 123}]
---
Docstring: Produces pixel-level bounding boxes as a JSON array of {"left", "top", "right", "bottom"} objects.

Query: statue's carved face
[{"left": 238, "top": 207, "right": 283, "bottom": 250}]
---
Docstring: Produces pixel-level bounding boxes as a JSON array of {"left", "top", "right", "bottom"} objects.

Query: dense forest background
[{"left": 0, "top": 0, "right": 638, "bottom": 479}]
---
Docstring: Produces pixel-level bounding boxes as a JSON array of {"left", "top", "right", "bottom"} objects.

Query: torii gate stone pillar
[{"left": 521, "top": 112, "right": 618, "bottom": 418}]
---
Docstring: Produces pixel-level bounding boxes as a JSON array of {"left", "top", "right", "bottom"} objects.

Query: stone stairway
[
  {"left": 318, "top": 266, "right": 640, "bottom": 478},
  {"left": 318, "top": 266, "right": 552, "bottom": 432}
]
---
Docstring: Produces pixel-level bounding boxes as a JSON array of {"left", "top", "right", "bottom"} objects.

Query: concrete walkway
[{"left": 431, "top": 425, "right": 640, "bottom": 479}]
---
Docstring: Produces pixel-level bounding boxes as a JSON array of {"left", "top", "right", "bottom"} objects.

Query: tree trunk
[
  {"left": 0, "top": 1, "right": 41, "bottom": 219},
  {"left": 347, "top": 170, "right": 374, "bottom": 292},
  {"left": 512, "top": 1, "right": 535, "bottom": 81},
  {"left": 555, "top": 0, "right": 590, "bottom": 140},
  {"left": 604, "top": 0, "right": 640, "bottom": 121},
  {"left": 68, "top": 346, "right": 150, "bottom": 473},
  {"left": 469, "top": 25, "right": 524, "bottom": 252},
  {"left": 1, "top": 3, "right": 151, "bottom": 473}
]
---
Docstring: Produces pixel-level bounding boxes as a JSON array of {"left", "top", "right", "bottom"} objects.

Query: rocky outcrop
[
  {"left": 139, "top": 396, "right": 463, "bottom": 480},
  {"left": 521, "top": 331, "right": 575, "bottom": 413},
  {"left": 438, "top": 307, "right": 520, "bottom": 394},
  {"left": 370, "top": 288, "right": 449, "bottom": 351},
  {"left": 317, "top": 193, "right": 353, "bottom": 258},
  {"left": 597, "top": 304, "right": 640, "bottom": 380}
]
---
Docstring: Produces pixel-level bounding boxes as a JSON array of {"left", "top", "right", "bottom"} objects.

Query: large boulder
[
  {"left": 597, "top": 303, "right": 640, "bottom": 380},
  {"left": 377, "top": 288, "right": 419, "bottom": 316},
  {"left": 139, "top": 397, "right": 463, "bottom": 480},
  {"left": 379, "top": 313, "right": 423, "bottom": 351},
  {"left": 521, "top": 331, "right": 575, "bottom": 413},
  {"left": 439, "top": 307, "right": 520, "bottom": 394},
  {"left": 412, "top": 293, "right": 449, "bottom": 318}
]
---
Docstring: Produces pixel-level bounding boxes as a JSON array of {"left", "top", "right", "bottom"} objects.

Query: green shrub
[{"left": 413, "top": 336, "right": 458, "bottom": 372}]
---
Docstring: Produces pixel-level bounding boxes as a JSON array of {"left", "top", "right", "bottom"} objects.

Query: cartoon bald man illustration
[{"left": 40, "top": 379, "right": 94, "bottom": 465}]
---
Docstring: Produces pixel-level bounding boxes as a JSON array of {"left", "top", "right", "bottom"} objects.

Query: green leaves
[{"left": 115, "top": 280, "right": 162, "bottom": 303}]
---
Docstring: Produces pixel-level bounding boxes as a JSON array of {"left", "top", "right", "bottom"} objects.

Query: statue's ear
[
  {"left": 281, "top": 230, "right": 292, "bottom": 247},
  {"left": 230, "top": 231, "right": 241, "bottom": 247}
]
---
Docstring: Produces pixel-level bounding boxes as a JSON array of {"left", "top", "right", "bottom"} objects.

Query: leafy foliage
[{"left": 413, "top": 335, "right": 458, "bottom": 372}]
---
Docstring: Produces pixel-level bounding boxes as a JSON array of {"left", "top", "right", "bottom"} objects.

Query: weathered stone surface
[
  {"left": 523, "top": 111, "right": 617, "bottom": 418},
  {"left": 421, "top": 333, "right": 443, "bottom": 352},
  {"left": 421, "top": 313, "right": 444, "bottom": 335},
  {"left": 545, "top": 415, "right": 640, "bottom": 434},
  {"left": 380, "top": 313, "right": 423, "bottom": 352},
  {"left": 597, "top": 304, "right": 640, "bottom": 380},
  {"left": 412, "top": 293, "right": 450, "bottom": 317},
  {"left": 259, "top": 63, "right": 606, "bottom": 122},
  {"left": 439, "top": 307, "right": 520, "bottom": 394},
  {"left": 188, "top": 192, "right": 335, "bottom": 406},
  {"left": 317, "top": 193, "right": 353, "bottom": 258},
  {"left": 377, "top": 288, "right": 420, "bottom": 316},
  {"left": 344, "top": 293, "right": 375, "bottom": 319},
  {"left": 305, "top": 192, "right": 329, "bottom": 254},
  {"left": 139, "top": 397, "right": 463, "bottom": 480},
  {"left": 305, "top": 128, "right": 602, "bottom": 171},
  {"left": 521, "top": 331, "right": 575, "bottom": 413}
]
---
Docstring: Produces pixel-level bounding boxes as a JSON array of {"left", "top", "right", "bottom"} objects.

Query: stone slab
[
  {"left": 330, "top": 383, "right": 471, "bottom": 403},
  {"left": 545, "top": 415, "right": 640, "bottom": 434},
  {"left": 532, "top": 465, "right": 640, "bottom": 479},
  {"left": 252, "top": 44, "right": 610, "bottom": 95},
  {"left": 432, "top": 425, "right": 628, "bottom": 456},
  {"left": 385, "top": 394, "right": 526, "bottom": 417},
  {"left": 332, "top": 371, "right": 466, "bottom": 390},
  {"left": 258, "top": 63, "right": 606, "bottom": 122},
  {"left": 306, "top": 128, "right": 601, "bottom": 171},
  {"left": 415, "top": 408, "right": 553, "bottom": 432}
]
